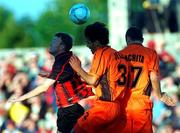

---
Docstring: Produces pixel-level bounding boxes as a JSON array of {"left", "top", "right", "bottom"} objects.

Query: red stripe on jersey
[
  {"left": 63, "top": 81, "right": 75, "bottom": 98},
  {"left": 55, "top": 83, "right": 69, "bottom": 106}
]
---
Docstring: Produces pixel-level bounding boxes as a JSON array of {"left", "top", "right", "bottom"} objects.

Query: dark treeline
[{"left": 0, "top": 0, "right": 107, "bottom": 48}]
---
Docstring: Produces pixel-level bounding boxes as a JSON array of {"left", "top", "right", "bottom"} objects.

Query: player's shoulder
[
  {"left": 103, "top": 46, "right": 117, "bottom": 52},
  {"left": 144, "top": 46, "right": 156, "bottom": 52},
  {"left": 143, "top": 46, "right": 158, "bottom": 56},
  {"left": 96, "top": 46, "right": 116, "bottom": 56},
  {"left": 106, "top": 46, "right": 117, "bottom": 54}
]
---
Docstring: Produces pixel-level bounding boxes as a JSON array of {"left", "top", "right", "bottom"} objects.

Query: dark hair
[
  {"left": 85, "top": 22, "right": 109, "bottom": 45},
  {"left": 125, "top": 27, "right": 143, "bottom": 43},
  {"left": 55, "top": 32, "right": 73, "bottom": 51}
]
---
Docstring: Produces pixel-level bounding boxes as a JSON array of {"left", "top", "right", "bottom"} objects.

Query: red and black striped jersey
[{"left": 48, "top": 51, "right": 94, "bottom": 108}]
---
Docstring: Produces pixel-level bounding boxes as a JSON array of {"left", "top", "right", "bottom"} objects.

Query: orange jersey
[
  {"left": 98, "top": 44, "right": 157, "bottom": 133},
  {"left": 117, "top": 44, "right": 157, "bottom": 133},
  {"left": 117, "top": 44, "right": 159, "bottom": 97},
  {"left": 89, "top": 46, "right": 129, "bottom": 101}
]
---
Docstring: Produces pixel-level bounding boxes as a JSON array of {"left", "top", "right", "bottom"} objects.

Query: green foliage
[
  {"left": 35, "top": 0, "right": 108, "bottom": 47},
  {"left": 0, "top": 7, "right": 35, "bottom": 48},
  {"left": 0, "top": 0, "right": 107, "bottom": 48}
]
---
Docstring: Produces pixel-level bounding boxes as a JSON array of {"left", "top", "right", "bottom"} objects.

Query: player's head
[
  {"left": 84, "top": 22, "right": 109, "bottom": 54},
  {"left": 49, "top": 32, "right": 73, "bottom": 56},
  {"left": 125, "top": 27, "right": 144, "bottom": 45}
]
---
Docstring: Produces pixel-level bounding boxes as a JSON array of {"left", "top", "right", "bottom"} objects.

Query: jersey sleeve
[{"left": 148, "top": 50, "right": 159, "bottom": 74}]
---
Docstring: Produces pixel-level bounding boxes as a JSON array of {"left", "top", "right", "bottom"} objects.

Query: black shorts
[{"left": 57, "top": 103, "right": 85, "bottom": 133}]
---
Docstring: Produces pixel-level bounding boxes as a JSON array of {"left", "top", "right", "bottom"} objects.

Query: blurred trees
[
  {"left": 0, "top": 7, "right": 30, "bottom": 48},
  {"left": 0, "top": 0, "right": 108, "bottom": 48}
]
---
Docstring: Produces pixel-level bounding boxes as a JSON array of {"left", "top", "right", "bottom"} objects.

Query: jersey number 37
[{"left": 117, "top": 64, "right": 142, "bottom": 88}]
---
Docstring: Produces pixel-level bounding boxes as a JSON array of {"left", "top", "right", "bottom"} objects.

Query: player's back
[
  {"left": 90, "top": 46, "right": 129, "bottom": 101},
  {"left": 119, "top": 44, "right": 159, "bottom": 96},
  {"left": 117, "top": 43, "right": 159, "bottom": 111}
]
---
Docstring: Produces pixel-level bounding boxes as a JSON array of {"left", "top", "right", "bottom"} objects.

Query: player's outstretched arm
[
  {"left": 150, "top": 72, "right": 176, "bottom": 106},
  {"left": 69, "top": 55, "right": 98, "bottom": 86},
  {"left": 8, "top": 78, "right": 55, "bottom": 103}
]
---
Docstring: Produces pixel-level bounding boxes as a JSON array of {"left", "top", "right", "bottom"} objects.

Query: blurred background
[{"left": 0, "top": 0, "right": 179, "bottom": 133}]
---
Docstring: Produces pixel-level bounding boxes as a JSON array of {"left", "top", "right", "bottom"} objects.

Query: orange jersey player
[
  {"left": 69, "top": 22, "right": 129, "bottom": 133},
  {"left": 102, "top": 27, "right": 176, "bottom": 133}
]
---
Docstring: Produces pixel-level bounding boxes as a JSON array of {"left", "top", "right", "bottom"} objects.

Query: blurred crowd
[
  {"left": 128, "top": 0, "right": 180, "bottom": 33},
  {"left": 0, "top": 36, "right": 180, "bottom": 133},
  {"left": 146, "top": 37, "right": 180, "bottom": 133},
  {"left": 0, "top": 49, "right": 57, "bottom": 133}
]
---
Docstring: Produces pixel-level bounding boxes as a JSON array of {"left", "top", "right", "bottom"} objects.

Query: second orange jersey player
[
  {"left": 69, "top": 22, "right": 129, "bottom": 133},
  {"left": 101, "top": 27, "right": 176, "bottom": 133}
]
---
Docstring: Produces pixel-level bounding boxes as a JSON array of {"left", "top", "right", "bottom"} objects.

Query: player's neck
[
  {"left": 55, "top": 50, "right": 67, "bottom": 57},
  {"left": 127, "top": 42, "right": 142, "bottom": 46}
]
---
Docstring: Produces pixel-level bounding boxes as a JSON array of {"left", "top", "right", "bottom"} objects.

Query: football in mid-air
[{"left": 69, "top": 3, "right": 90, "bottom": 25}]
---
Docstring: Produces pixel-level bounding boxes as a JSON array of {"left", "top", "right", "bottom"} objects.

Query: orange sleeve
[{"left": 148, "top": 50, "right": 159, "bottom": 74}]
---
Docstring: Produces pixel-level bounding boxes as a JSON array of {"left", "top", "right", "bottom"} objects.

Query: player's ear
[
  {"left": 94, "top": 40, "right": 101, "bottom": 47},
  {"left": 59, "top": 44, "right": 66, "bottom": 51},
  {"left": 126, "top": 36, "right": 131, "bottom": 44}
]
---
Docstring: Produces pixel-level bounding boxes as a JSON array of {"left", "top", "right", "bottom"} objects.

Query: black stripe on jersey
[
  {"left": 95, "top": 47, "right": 109, "bottom": 74},
  {"left": 69, "top": 79, "right": 85, "bottom": 101},
  {"left": 99, "top": 69, "right": 111, "bottom": 101},
  {"left": 70, "top": 79, "right": 80, "bottom": 99},
  {"left": 143, "top": 80, "right": 152, "bottom": 96},
  {"left": 76, "top": 85, "right": 87, "bottom": 99}
]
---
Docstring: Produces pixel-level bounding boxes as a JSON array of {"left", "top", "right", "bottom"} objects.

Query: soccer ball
[{"left": 69, "top": 3, "right": 90, "bottom": 25}]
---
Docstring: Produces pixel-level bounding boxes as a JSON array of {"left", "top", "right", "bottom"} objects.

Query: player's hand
[
  {"left": 78, "top": 95, "right": 98, "bottom": 110},
  {"left": 38, "top": 71, "right": 50, "bottom": 78},
  {"left": 69, "top": 55, "right": 82, "bottom": 73},
  {"left": 160, "top": 92, "right": 176, "bottom": 106}
]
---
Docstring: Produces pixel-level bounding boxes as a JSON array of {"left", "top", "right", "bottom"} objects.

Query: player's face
[
  {"left": 49, "top": 36, "right": 63, "bottom": 56},
  {"left": 85, "top": 39, "right": 96, "bottom": 54}
]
